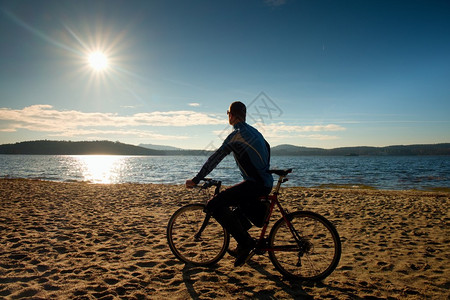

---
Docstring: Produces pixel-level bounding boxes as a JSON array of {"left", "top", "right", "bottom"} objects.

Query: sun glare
[
  {"left": 88, "top": 51, "right": 108, "bottom": 71},
  {"left": 76, "top": 155, "right": 124, "bottom": 184}
]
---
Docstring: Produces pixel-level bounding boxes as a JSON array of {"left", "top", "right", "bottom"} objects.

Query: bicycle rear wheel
[
  {"left": 268, "top": 211, "right": 341, "bottom": 281},
  {"left": 167, "top": 204, "right": 229, "bottom": 266}
]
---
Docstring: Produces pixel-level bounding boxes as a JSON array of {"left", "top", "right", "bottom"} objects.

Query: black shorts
[{"left": 206, "top": 180, "right": 271, "bottom": 227}]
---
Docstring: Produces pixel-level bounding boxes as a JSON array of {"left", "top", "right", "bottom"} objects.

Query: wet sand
[{"left": 0, "top": 179, "right": 449, "bottom": 299}]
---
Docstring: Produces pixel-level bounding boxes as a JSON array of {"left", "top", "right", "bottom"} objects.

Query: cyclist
[{"left": 186, "top": 101, "right": 273, "bottom": 267}]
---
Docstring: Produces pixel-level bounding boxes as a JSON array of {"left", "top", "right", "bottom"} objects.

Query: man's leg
[
  {"left": 206, "top": 181, "right": 262, "bottom": 266},
  {"left": 206, "top": 182, "right": 253, "bottom": 245}
]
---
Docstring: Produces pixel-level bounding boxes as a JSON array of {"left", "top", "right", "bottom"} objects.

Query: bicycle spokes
[
  {"left": 268, "top": 211, "right": 341, "bottom": 281},
  {"left": 167, "top": 204, "right": 230, "bottom": 266},
  {"left": 167, "top": 170, "right": 341, "bottom": 280}
]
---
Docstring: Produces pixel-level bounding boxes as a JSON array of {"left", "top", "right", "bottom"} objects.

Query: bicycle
[{"left": 167, "top": 169, "right": 341, "bottom": 281}]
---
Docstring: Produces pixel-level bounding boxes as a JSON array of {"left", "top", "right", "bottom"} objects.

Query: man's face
[{"left": 228, "top": 106, "right": 233, "bottom": 125}]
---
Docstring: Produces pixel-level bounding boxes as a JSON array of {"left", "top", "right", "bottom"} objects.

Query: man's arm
[
  {"left": 185, "top": 179, "right": 197, "bottom": 188},
  {"left": 191, "top": 145, "right": 230, "bottom": 184}
]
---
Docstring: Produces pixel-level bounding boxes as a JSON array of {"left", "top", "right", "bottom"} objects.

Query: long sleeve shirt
[{"left": 193, "top": 122, "right": 273, "bottom": 188}]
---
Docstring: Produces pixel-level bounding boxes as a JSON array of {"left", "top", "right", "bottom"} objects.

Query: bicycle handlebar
[
  {"left": 192, "top": 178, "right": 222, "bottom": 195},
  {"left": 199, "top": 178, "right": 221, "bottom": 189},
  {"left": 269, "top": 169, "right": 292, "bottom": 176},
  {"left": 191, "top": 169, "right": 292, "bottom": 195},
  {"left": 194, "top": 169, "right": 292, "bottom": 188}
]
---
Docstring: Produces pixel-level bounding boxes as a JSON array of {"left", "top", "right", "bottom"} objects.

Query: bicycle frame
[
  {"left": 255, "top": 171, "right": 305, "bottom": 253},
  {"left": 194, "top": 169, "right": 304, "bottom": 253},
  {"left": 169, "top": 169, "right": 340, "bottom": 279}
]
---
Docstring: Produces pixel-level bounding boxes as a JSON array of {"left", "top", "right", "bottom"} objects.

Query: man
[{"left": 186, "top": 101, "right": 273, "bottom": 267}]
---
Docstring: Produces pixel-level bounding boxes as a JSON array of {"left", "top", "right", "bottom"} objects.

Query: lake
[{"left": 0, "top": 155, "right": 449, "bottom": 191}]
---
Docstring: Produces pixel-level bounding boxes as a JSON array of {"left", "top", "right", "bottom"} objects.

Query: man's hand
[{"left": 185, "top": 179, "right": 197, "bottom": 189}]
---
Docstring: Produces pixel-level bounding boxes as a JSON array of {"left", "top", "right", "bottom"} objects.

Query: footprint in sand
[
  {"left": 132, "top": 250, "right": 148, "bottom": 257},
  {"left": 104, "top": 278, "right": 119, "bottom": 285},
  {"left": 136, "top": 261, "right": 157, "bottom": 268}
]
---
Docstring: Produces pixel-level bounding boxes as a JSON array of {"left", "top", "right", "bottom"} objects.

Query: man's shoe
[
  {"left": 234, "top": 240, "right": 256, "bottom": 267},
  {"left": 228, "top": 244, "right": 241, "bottom": 258}
]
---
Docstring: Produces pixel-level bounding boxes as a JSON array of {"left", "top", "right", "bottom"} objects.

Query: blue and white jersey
[{"left": 193, "top": 122, "right": 273, "bottom": 188}]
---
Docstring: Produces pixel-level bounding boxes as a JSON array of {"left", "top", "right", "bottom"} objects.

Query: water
[{"left": 0, "top": 154, "right": 449, "bottom": 190}]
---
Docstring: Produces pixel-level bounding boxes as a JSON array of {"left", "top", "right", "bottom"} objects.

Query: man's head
[{"left": 228, "top": 101, "right": 246, "bottom": 125}]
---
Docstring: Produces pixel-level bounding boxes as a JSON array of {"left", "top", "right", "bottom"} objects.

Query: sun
[{"left": 88, "top": 51, "right": 108, "bottom": 71}]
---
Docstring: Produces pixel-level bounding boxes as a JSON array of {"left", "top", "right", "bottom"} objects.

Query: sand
[{"left": 0, "top": 179, "right": 449, "bottom": 299}]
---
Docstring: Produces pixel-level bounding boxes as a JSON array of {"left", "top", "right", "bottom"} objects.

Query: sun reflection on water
[{"left": 75, "top": 155, "right": 125, "bottom": 184}]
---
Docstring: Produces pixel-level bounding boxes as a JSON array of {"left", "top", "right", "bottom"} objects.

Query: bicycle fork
[
  {"left": 194, "top": 185, "right": 220, "bottom": 241},
  {"left": 194, "top": 212, "right": 212, "bottom": 241}
]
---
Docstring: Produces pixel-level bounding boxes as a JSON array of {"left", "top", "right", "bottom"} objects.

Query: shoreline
[
  {"left": 1, "top": 177, "right": 449, "bottom": 193},
  {"left": 1, "top": 179, "right": 449, "bottom": 299}
]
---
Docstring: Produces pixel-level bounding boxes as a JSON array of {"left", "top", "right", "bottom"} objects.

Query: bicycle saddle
[{"left": 269, "top": 169, "right": 293, "bottom": 176}]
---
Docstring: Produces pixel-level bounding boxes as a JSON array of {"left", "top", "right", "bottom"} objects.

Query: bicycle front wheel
[
  {"left": 268, "top": 211, "right": 341, "bottom": 281},
  {"left": 167, "top": 204, "right": 229, "bottom": 266}
]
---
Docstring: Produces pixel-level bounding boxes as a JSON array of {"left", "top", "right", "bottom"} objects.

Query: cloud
[
  {"left": 0, "top": 105, "right": 348, "bottom": 143},
  {"left": 299, "top": 134, "right": 340, "bottom": 140},
  {"left": 211, "top": 122, "right": 345, "bottom": 142},
  {"left": 0, "top": 104, "right": 226, "bottom": 139},
  {"left": 254, "top": 122, "right": 345, "bottom": 133},
  {"left": 188, "top": 103, "right": 200, "bottom": 107},
  {"left": 0, "top": 128, "right": 16, "bottom": 132},
  {"left": 50, "top": 128, "right": 188, "bottom": 140},
  {"left": 0, "top": 105, "right": 225, "bottom": 127},
  {"left": 250, "top": 122, "right": 345, "bottom": 141}
]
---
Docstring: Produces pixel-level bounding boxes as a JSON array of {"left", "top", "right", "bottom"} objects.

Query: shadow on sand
[{"left": 181, "top": 258, "right": 319, "bottom": 299}]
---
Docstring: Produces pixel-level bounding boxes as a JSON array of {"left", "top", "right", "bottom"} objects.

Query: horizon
[
  {"left": 2, "top": 139, "right": 449, "bottom": 152},
  {"left": 1, "top": 1, "right": 449, "bottom": 150}
]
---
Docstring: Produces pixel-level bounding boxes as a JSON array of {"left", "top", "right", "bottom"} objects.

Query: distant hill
[
  {"left": 0, "top": 140, "right": 212, "bottom": 156},
  {"left": 138, "top": 143, "right": 212, "bottom": 155},
  {"left": 0, "top": 140, "right": 448, "bottom": 156},
  {"left": 271, "top": 143, "right": 450, "bottom": 156},
  {"left": 139, "top": 143, "right": 182, "bottom": 151},
  {"left": 0, "top": 140, "right": 163, "bottom": 155},
  {"left": 271, "top": 144, "right": 326, "bottom": 155}
]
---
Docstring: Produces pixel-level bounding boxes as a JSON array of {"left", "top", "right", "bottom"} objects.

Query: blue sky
[{"left": 1, "top": 0, "right": 449, "bottom": 150}]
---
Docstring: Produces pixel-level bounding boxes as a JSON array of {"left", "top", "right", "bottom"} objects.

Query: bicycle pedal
[
  {"left": 254, "top": 248, "right": 265, "bottom": 255},
  {"left": 244, "top": 250, "right": 257, "bottom": 263},
  {"left": 254, "top": 239, "right": 268, "bottom": 255}
]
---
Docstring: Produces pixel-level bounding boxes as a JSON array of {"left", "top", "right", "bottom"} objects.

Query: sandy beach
[{"left": 0, "top": 179, "right": 448, "bottom": 299}]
